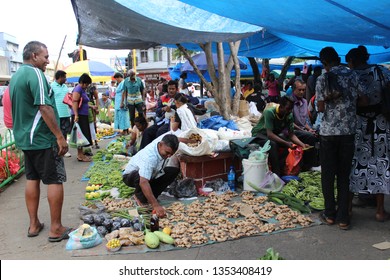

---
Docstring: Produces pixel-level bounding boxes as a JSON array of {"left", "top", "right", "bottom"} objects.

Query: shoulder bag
[{"left": 63, "top": 93, "right": 82, "bottom": 108}]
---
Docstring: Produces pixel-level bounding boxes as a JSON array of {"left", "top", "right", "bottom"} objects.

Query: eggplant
[
  {"left": 94, "top": 215, "right": 105, "bottom": 226},
  {"left": 112, "top": 221, "right": 121, "bottom": 231},
  {"left": 82, "top": 214, "right": 94, "bottom": 225},
  {"left": 132, "top": 222, "right": 142, "bottom": 231},
  {"left": 121, "top": 218, "right": 131, "bottom": 228},
  {"left": 102, "top": 218, "right": 113, "bottom": 231},
  {"left": 97, "top": 226, "right": 108, "bottom": 237}
]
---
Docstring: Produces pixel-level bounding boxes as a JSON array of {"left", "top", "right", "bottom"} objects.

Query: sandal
[
  {"left": 77, "top": 157, "right": 91, "bottom": 162},
  {"left": 338, "top": 223, "right": 350, "bottom": 230},
  {"left": 319, "top": 212, "right": 335, "bottom": 225},
  {"left": 375, "top": 212, "right": 390, "bottom": 222}
]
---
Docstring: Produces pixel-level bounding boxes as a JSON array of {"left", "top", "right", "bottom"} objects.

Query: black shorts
[
  {"left": 60, "top": 117, "right": 71, "bottom": 139},
  {"left": 23, "top": 146, "right": 66, "bottom": 184}
]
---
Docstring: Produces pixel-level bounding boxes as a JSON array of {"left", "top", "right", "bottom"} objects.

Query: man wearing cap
[
  {"left": 99, "top": 90, "right": 112, "bottom": 110},
  {"left": 121, "top": 69, "right": 145, "bottom": 127}
]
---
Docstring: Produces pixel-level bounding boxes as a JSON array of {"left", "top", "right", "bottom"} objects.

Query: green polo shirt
[
  {"left": 251, "top": 106, "right": 294, "bottom": 136},
  {"left": 10, "top": 64, "right": 59, "bottom": 150},
  {"left": 51, "top": 80, "right": 71, "bottom": 118},
  {"left": 123, "top": 76, "right": 144, "bottom": 105}
]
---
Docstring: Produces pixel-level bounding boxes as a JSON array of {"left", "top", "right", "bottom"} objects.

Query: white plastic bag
[
  {"left": 249, "top": 101, "right": 262, "bottom": 116},
  {"left": 69, "top": 123, "right": 90, "bottom": 148},
  {"left": 178, "top": 128, "right": 218, "bottom": 156},
  {"left": 217, "top": 127, "right": 251, "bottom": 140}
]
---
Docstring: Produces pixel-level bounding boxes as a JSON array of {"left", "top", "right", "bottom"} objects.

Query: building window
[
  {"left": 141, "top": 50, "right": 148, "bottom": 63},
  {"left": 153, "top": 47, "right": 163, "bottom": 62}
]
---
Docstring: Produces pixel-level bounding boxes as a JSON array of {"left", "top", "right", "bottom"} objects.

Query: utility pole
[{"left": 54, "top": 35, "right": 67, "bottom": 76}]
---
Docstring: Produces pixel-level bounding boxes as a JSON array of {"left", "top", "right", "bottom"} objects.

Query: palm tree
[{"left": 171, "top": 48, "right": 197, "bottom": 61}]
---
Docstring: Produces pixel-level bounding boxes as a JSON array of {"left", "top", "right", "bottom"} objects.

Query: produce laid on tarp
[
  {"left": 281, "top": 171, "right": 328, "bottom": 211},
  {"left": 72, "top": 137, "right": 320, "bottom": 255},
  {"left": 75, "top": 189, "right": 317, "bottom": 254}
]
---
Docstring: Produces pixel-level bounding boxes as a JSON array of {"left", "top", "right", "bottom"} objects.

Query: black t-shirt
[{"left": 246, "top": 91, "right": 266, "bottom": 112}]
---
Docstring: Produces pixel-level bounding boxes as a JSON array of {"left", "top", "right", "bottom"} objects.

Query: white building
[{"left": 0, "top": 32, "right": 23, "bottom": 82}]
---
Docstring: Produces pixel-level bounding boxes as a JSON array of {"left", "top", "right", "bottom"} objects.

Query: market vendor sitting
[
  {"left": 122, "top": 134, "right": 180, "bottom": 218},
  {"left": 251, "top": 96, "right": 312, "bottom": 176}
]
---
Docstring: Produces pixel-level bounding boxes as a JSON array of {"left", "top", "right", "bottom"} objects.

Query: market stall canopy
[
  {"left": 71, "top": 0, "right": 390, "bottom": 63},
  {"left": 65, "top": 60, "right": 115, "bottom": 83},
  {"left": 180, "top": 0, "right": 390, "bottom": 47},
  {"left": 70, "top": 0, "right": 261, "bottom": 50}
]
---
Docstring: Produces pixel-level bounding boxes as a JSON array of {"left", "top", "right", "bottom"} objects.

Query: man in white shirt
[{"left": 122, "top": 134, "right": 180, "bottom": 217}]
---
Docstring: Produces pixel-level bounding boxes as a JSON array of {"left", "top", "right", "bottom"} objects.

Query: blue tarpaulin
[{"left": 71, "top": 0, "right": 390, "bottom": 63}]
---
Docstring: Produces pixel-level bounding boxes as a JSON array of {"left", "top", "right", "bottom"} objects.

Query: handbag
[{"left": 63, "top": 93, "right": 82, "bottom": 108}]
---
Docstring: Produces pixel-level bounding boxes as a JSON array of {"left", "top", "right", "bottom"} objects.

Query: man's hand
[
  {"left": 57, "top": 137, "right": 69, "bottom": 156},
  {"left": 153, "top": 204, "right": 166, "bottom": 218}
]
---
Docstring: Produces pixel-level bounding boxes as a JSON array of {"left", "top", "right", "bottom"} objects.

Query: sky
[{"left": 0, "top": 0, "right": 129, "bottom": 67}]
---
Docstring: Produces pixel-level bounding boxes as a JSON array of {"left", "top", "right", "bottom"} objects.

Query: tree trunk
[
  {"left": 248, "top": 57, "right": 261, "bottom": 84},
  {"left": 176, "top": 41, "right": 242, "bottom": 119},
  {"left": 262, "top": 58, "right": 270, "bottom": 80},
  {"left": 278, "top": 56, "right": 294, "bottom": 89}
]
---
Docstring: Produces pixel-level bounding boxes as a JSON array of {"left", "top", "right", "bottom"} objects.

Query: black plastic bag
[{"left": 172, "top": 178, "right": 197, "bottom": 198}]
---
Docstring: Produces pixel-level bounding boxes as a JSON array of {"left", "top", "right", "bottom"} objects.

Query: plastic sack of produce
[
  {"left": 248, "top": 140, "right": 271, "bottom": 161},
  {"left": 178, "top": 128, "right": 218, "bottom": 156},
  {"left": 69, "top": 123, "right": 90, "bottom": 148},
  {"left": 246, "top": 171, "right": 285, "bottom": 194},
  {"left": 66, "top": 224, "right": 102, "bottom": 250}
]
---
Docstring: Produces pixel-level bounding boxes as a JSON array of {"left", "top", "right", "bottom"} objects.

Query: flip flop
[
  {"left": 48, "top": 227, "right": 72, "bottom": 242},
  {"left": 319, "top": 212, "right": 335, "bottom": 225},
  {"left": 27, "top": 223, "right": 44, "bottom": 237},
  {"left": 77, "top": 157, "right": 91, "bottom": 162}
]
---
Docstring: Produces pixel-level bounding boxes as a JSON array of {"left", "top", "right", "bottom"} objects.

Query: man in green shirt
[
  {"left": 10, "top": 41, "right": 71, "bottom": 242},
  {"left": 121, "top": 69, "right": 145, "bottom": 128},
  {"left": 252, "top": 96, "right": 310, "bottom": 175}
]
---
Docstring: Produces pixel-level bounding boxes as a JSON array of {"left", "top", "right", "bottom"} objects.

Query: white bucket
[{"left": 242, "top": 158, "right": 269, "bottom": 191}]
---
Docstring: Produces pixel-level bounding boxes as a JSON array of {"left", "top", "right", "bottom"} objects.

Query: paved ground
[{"left": 0, "top": 136, "right": 389, "bottom": 261}]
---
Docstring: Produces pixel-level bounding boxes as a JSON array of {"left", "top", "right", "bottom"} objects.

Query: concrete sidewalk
[{"left": 0, "top": 137, "right": 389, "bottom": 260}]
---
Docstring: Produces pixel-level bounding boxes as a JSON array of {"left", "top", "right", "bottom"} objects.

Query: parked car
[{"left": 0, "top": 86, "right": 8, "bottom": 106}]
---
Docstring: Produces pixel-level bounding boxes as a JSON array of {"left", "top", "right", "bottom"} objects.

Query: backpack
[
  {"left": 307, "top": 94, "right": 317, "bottom": 124},
  {"left": 375, "top": 66, "right": 390, "bottom": 121}
]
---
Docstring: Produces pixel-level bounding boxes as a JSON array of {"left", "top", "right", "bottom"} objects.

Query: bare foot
[{"left": 375, "top": 212, "right": 390, "bottom": 222}]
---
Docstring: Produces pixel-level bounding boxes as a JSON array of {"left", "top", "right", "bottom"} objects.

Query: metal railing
[{"left": 0, "top": 129, "right": 24, "bottom": 189}]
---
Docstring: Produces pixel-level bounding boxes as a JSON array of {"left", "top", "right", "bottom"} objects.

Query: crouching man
[{"left": 122, "top": 134, "right": 180, "bottom": 218}]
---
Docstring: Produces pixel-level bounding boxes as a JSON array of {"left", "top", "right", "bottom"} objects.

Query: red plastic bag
[{"left": 284, "top": 146, "right": 303, "bottom": 176}]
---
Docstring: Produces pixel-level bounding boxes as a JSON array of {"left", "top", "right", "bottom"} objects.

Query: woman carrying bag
[{"left": 71, "top": 73, "right": 93, "bottom": 162}]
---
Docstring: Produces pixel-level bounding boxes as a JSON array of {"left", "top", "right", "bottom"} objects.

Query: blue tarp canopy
[
  {"left": 71, "top": 0, "right": 390, "bottom": 63},
  {"left": 179, "top": 0, "right": 390, "bottom": 63},
  {"left": 71, "top": 0, "right": 260, "bottom": 50}
]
